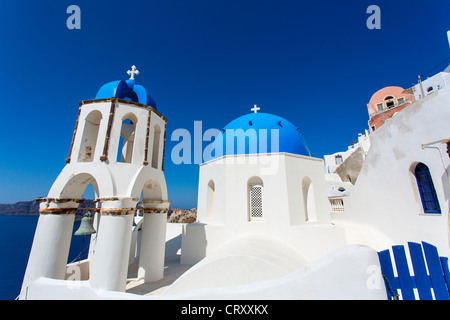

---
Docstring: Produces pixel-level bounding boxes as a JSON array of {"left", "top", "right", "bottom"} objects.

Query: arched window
[
  {"left": 117, "top": 114, "right": 137, "bottom": 163},
  {"left": 78, "top": 111, "right": 102, "bottom": 162},
  {"left": 302, "top": 177, "right": 317, "bottom": 222},
  {"left": 414, "top": 163, "right": 441, "bottom": 213},
  {"left": 152, "top": 124, "right": 161, "bottom": 169},
  {"left": 248, "top": 176, "right": 263, "bottom": 221},
  {"left": 384, "top": 96, "right": 395, "bottom": 109},
  {"left": 206, "top": 180, "right": 215, "bottom": 219}
]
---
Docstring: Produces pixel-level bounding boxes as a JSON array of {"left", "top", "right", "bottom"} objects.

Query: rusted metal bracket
[
  {"left": 143, "top": 110, "right": 152, "bottom": 166},
  {"left": 65, "top": 107, "right": 82, "bottom": 164},
  {"left": 161, "top": 122, "right": 167, "bottom": 171},
  {"left": 36, "top": 197, "right": 84, "bottom": 204},
  {"left": 80, "top": 98, "right": 167, "bottom": 123},
  {"left": 100, "top": 208, "right": 136, "bottom": 216},
  {"left": 100, "top": 101, "right": 116, "bottom": 162},
  {"left": 39, "top": 208, "right": 78, "bottom": 215}
]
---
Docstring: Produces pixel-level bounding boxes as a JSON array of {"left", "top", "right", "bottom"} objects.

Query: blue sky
[{"left": 0, "top": 0, "right": 449, "bottom": 208}]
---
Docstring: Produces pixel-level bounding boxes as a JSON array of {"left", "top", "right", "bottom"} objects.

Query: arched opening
[
  {"left": 206, "top": 180, "right": 215, "bottom": 219},
  {"left": 152, "top": 124, "right": 161, "bottom": 169},
  {"left": 248, "top": 176, "right": 264, "bottom": 221},
  {"left": 59, "top": 173, "right": 100, "bottom": 280},
  {"left": 302, "top": 177, "right": 317, "bottom": 222},
  {"left": 60, "top": 173, "right": 99, "bottom": 199},
  {"left": 68, "top": 184, "right": 98, "bottom": 265},
  {"left": 414, "top": 163, "right": 441, "bottom": 214},
  {"left": 384, "top": 96, "right": 395, "bottom": 109},
  {"left": 78, "top": 111, "right": 102, "bottom": 162},
  {"left": 117, "top": 113, "right": 137, "bottom": 163}
]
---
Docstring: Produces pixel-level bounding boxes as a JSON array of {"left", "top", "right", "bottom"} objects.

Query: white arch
[
  {"left": 127, "top": 166, "right": 168, "bottom": 201},
  {"left": 48, "top": 165, "right": 116, "bottom": 199}
]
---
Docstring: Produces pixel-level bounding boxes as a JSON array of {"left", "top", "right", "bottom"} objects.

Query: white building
[
  {"left": 21, "top": 67, "right": 171, "bottom": 294},
  {"left": 324, "top": 131, "right": 371, "bottom": 175},
  {"left": 19, "top": 57, "right": 450, "bottom": 300},
  {"left": 181, "top": 112, "right": 338, "bottom": 262},
  {"left": 331, "top": 86, "right": 450, "bottom": 256},
  {"left": 412, "top": 65, "right": 450, "bottom": 100}
]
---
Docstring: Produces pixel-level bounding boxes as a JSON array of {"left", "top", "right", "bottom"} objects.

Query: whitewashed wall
[{"left": 335, "top": 87, "right": 450, "bottom": 256}]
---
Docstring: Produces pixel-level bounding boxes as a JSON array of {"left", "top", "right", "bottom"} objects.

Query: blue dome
[
  {"left": 95, "top": 79, "right": 157, "bottom": 109},
  {"left": 210, "top": 112, "right": 310, "bottom": 159}
]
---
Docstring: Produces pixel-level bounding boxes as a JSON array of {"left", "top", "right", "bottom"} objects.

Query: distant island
[{"left": 0, "top": 200, "right": 197, "bottom": 223}]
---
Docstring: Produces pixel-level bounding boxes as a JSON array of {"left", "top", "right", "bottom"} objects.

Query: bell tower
[{"left": 22, "top": 66, "right": 170, "bottom": 293}]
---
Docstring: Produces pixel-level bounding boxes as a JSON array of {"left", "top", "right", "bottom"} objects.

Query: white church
[{"left": 18, "top": 43, "right": 450, "bottom": 299}]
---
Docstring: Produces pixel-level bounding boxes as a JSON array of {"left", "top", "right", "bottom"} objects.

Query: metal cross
[
  {"left": 251, "top": 104, "right": 260, "bottom": 113},
  {"left": 127, "top": 65, "right": 140, "bottom": 80}
]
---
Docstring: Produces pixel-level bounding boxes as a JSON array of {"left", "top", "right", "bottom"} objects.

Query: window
[
  {"left": 397, "top": 97, "right": 405, "bottom": 105},
  {"left": 385, "top": 96, "right": 395, "bottom": 109},
  {"left": 377, "top": 103, "right": 384, "bottom": 111},
  {"left": 427, "top": 87, "right": 434, "bottom": 93},
  {"left": 249, "top": 185, "right": 263, "bottom": 220},
  {"left": 117, "top": 114, "right": 137, "bottom": 163},
  {"left": 248, "top": 177, "right": 263, "bottom": 221},
  {"left": 335, "top": 155, "right": 343, "bottom": 165},
  {"left": 414, "top": 163, "right": 441, "bottom": 214}
]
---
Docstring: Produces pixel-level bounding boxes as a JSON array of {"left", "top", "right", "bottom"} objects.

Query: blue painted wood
[
  {"left": 440, "top": 257, "right": 450, "bottom": 296},
  {"left": 378, "top": 242, "right": 450, "bottom": 300},
  {"left": 392, "top": 245, "right": 416, "bottom": 300},
  {"left": 407, "top": 242, "right": 433, "bottom": 300},
  {"left": 378, "top": 250, "right": 398, "bottom": 299},
  {"left": 422, "top": 242, "right": 450, "bottom": 300}
]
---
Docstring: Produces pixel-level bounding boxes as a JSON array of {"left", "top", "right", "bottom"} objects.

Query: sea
[{"left": 0, "top": 215, "right": 89, "bottom": 300}]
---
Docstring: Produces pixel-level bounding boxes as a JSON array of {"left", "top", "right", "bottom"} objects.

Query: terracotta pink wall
[{"left": 367, "top": 86, "right": 415, "bottom": 116}]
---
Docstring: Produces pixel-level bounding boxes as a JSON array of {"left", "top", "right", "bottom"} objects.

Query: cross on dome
[
  {"left": 127, "top": 65, "right": 140, "bottom": 80},
  {"left": 251, "top": 104, "right": 260, "bottom": 113}
]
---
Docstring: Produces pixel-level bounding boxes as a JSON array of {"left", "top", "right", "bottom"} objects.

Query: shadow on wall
[
  {"left": 165, "top": 234, "right": 182, "bottom": 263},
  {"left": 180, "top": 223, "right": 208, "bottom": 265},
  {"left": 441, "top": 164, "right": 450, "bottom": 203}
]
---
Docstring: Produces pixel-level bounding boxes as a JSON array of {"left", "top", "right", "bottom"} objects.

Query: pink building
[{"left": 367, "top": 86, "right": 415, "bottom": 131}]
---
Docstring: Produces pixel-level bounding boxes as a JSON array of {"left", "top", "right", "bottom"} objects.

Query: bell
[{"left": 74, "top": 211, "right": 96, "bottom": 236}]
